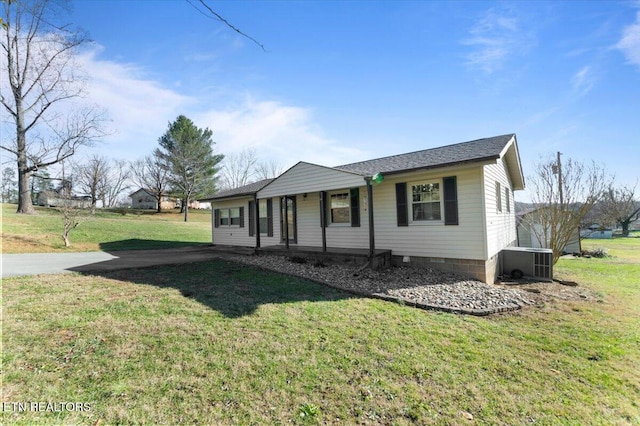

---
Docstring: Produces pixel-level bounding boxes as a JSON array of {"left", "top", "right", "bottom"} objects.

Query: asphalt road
[{"left": 0, "top": 245, "right": 236, "bottom": 278}]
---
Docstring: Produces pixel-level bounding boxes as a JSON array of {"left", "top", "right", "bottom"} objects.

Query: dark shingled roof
[
  {"left": 335, "top": 134, "right": 515, "bottom": 176},
  {"left": 200, "top": 178, "right": 275, "bottom": 201}
]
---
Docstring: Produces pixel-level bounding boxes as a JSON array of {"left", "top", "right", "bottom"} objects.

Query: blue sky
[{"left": 69, "top": 0, "right": 639, "bottom": 201}]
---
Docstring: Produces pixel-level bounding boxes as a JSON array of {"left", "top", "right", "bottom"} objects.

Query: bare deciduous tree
[
  {"left": 73, "top": 155, "right": 107, "bottom": 212},
  {"left": 219, "top": 148, "right": 258, "bottom": 190},
  {"left": 218, "top": 149, "right": 283, "bottom": 190},
  {"left": 254, "top": 158, "right": 284, "bottom": 181},
  {"left": 1, "top": 0, "right": 107, "bottom": 214},
  {"left": 599, "top": 183, "right": 640, "bottom": 237},
  {"left": 527, "top": 154, "right": 612, "bottom": 263},
  {"left": 74, "top": 155, "right": 131, "bottom": 211},
  {"left": 130, "top": 155, "right": 170, "bottom": 213},
  {"left": 56, "top": 161, "right": 89, "bottom": 247},
  {"left": 101, "top": 159, "right": 131, "bottom": 208}
]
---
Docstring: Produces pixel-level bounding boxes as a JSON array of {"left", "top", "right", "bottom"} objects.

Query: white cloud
[
  {"left": 77, "top": 46, "right": 197, "bottom": 159},
  {"left": 571, "top": 65, "right": 595, "bottom": 95},
  {"left": 74, "top": 46, "right": 363, "bottom": 170},
  {"left": 615, "top": 11, "right": 640, "bottom": 68},
  {"left": 194, "top": 97, "right": 366, "bottom": 170},
  {"left": 463, "top": 8, "right": 535, "bottom": 74}
]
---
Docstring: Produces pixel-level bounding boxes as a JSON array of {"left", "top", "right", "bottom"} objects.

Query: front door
[{"left": 280, "top": 196, "right": 297, "bottom": 244}]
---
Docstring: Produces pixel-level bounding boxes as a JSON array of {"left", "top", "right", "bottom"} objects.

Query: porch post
[
  {"left": 364, "top": 177, "right": 375, "bottom": 260},
  {"left": 254, "top": 194, "right": 261, "bottom": 249},
  {"left": 320, "top": 191, "right": 327, "bottom": 252},
  {"left": 284, "top": 196, "right": 290, "bottom": 250}
]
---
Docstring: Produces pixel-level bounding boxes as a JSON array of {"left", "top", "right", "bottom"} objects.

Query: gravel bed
[{"left": 225, "top": 254, "right": 535, "bottom": 315}]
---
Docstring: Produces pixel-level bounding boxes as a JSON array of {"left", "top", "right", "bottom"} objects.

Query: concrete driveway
[{"left": 1, "top": 245, "right": 242, "bottom": 278}]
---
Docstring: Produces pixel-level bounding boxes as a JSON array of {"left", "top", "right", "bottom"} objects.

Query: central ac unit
[{"left": 500, "top": 247, "right": 553, "bottom": 281}]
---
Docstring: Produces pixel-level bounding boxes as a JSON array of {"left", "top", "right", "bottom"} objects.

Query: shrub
[
  {"left": 289, "top": 256, "right": 307, "bottom": 264},
  {"left": 582, "top": 247, "right": 609, "bottom": 258}
]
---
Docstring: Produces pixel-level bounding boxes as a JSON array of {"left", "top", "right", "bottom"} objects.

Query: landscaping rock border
[{"left": 224, "top": 254, "right": 536, "bottom": 316}]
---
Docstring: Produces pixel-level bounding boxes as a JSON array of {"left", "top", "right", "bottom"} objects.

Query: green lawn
[
  {"left": 2, "top": 236, "right": 639, "bottom": 424},
  {"left": 1, "top": 203, "right": 211, "bottom": 253}
]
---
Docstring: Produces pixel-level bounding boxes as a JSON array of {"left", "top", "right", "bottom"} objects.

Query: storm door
[{"left": 280, "top": 196, "right": 297, "bottom": 244}]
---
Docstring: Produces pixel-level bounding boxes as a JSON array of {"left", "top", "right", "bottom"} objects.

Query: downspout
[
  {"left": 320, "top": 191, "right": 327, "bottom": 252},
  {"left": 364, "top": 177, "right": 375, "bottom": 261}
]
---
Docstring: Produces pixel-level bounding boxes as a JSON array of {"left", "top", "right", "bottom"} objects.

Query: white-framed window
[
  {"left": 219, "top": 207, "right": 241, "bottom": 227},
  {"left": 259, "top": 199, "right": 268, "bottom": 235},
  {"left": 496, "top": 182, "right": 502, "bottom": 213},
  {"left": 411, "top": 181, "right": 442, "bottom": 221},
  {"left": 329, "top": 192, "right": 350, "bottom": 224}
]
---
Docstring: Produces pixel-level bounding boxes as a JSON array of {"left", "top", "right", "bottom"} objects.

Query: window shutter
[
  {"left": 248, "top": 201, "right": 255, "bottom": 236},
  {"left": 319, "top": 191, "right": 327, "bottom": 228},
  {"left": 443, "top": 176, "right": 459, "bottom": 225},
  {"left": 239, "top": 206, "right": 245, "bottom": 228},
  {"left": 214, "top": 209, "right": 220, "bottom": 228},
  {"left": 396, "top": 182, "right": 408, "bottom": 226},
  {"left": 350, "top": 188, "right": 360, "bottom": 227},
  {"left": 266, "top": 198, "right": 274, "bottom": 237}
]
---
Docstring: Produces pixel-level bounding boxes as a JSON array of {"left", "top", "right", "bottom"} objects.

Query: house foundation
[{"left": 391, "top": 254, "right": 499, "bottom": 284}]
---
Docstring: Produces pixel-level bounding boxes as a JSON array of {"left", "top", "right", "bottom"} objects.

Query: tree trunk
[
  {"left": 184, "top": 197, "right": 189, "bottom": 222},
  {"left": 62, "top": 232, "right": 71, "bottom": 247},
  {"left": 621, "top": 220, "right": 630, "bottom": 237},
  {"left": 156, "top": 195, "right": 162, "bottom": 213},
  {"left": 17, "top": 163, "right": 34, "bottom": 214},
  {"left": 16, "top": 101, "right": 35, "bottom": 214}
]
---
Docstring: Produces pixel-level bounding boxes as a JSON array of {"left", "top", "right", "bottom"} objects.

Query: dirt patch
[{"left": 496, "top": 279, "right": 602, "bottom": 304}]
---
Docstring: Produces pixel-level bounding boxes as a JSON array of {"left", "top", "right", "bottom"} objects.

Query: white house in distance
[
  {"left": 517, "top": 208, "right": 581, "bottom": 254},
  {"left": 129, "top": 188, "right": 175, "bottom": 210},
  {"left": 201, "top": 134, "right": 525, "bottom": 284}
]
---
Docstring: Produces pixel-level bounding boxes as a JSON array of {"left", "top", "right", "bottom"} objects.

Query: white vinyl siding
[
  {"left": 374, "top": 167, "right": 486, "bottom": 259},
  {"left": 484, "top": 158, "right": 517, "bottom": 258},
  {"left": 292, "top": 191, "right": 370, "bottom": 249},
  {"left": 258, "top": 162, "right": 365, "bottom": 198},
  {"left": 214, "top": 158, "right": 519, "bottom": 262},
  {"left": 212, "top": 197, "right": 280, "bottom": 247}
]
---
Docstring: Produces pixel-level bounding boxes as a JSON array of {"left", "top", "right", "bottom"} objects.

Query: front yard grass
[
  {"left": 2, "top": 237, "right": 639, "bottom": 424},
  {"left": 1, "top": 203, "right": 211, "bottom": 253}
]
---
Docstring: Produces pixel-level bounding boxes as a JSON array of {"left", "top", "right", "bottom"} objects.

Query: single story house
[
  {"left": 580, "top": 224, "right": 613, "bottom": 239},
  {"left": 36, "top": 191, "right": 92, "bottom": 208},
  {"left": 202, "top": 134, "right": 525, "bottom": 284},
  {"left": 129, "top": 188, "right": 177, "bottom": 210},
  {"left": 517, "top": 208, "right": 581, "bottom": 254}
]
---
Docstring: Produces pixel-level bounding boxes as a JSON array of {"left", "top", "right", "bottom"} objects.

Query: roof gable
[{"left": 257, "top": 161, "right": 366, "bottom": 198}]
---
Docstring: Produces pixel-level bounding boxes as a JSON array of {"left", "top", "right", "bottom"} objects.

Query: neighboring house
[
  {"left": 517, "top": 208, "right": 581, "bottom": 254},
  {"left": 580, "top": 224, "right": 613, "bottom": 239},
  {"left": 201, "top": 134, "right": 524, "bottom": 284},
  {"left": 129, "top": 188, "right": 176, "bottom": 210},
  {"left": 36, "top": 191, "right": 92, "bottom": 208},
  {"left": 186, "top": 200, "right": 212, "bottom": 210}
]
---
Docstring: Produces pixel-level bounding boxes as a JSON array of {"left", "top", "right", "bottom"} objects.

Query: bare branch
[{"left": 527, "top": 154, "right": 613, "bottom": 262}]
